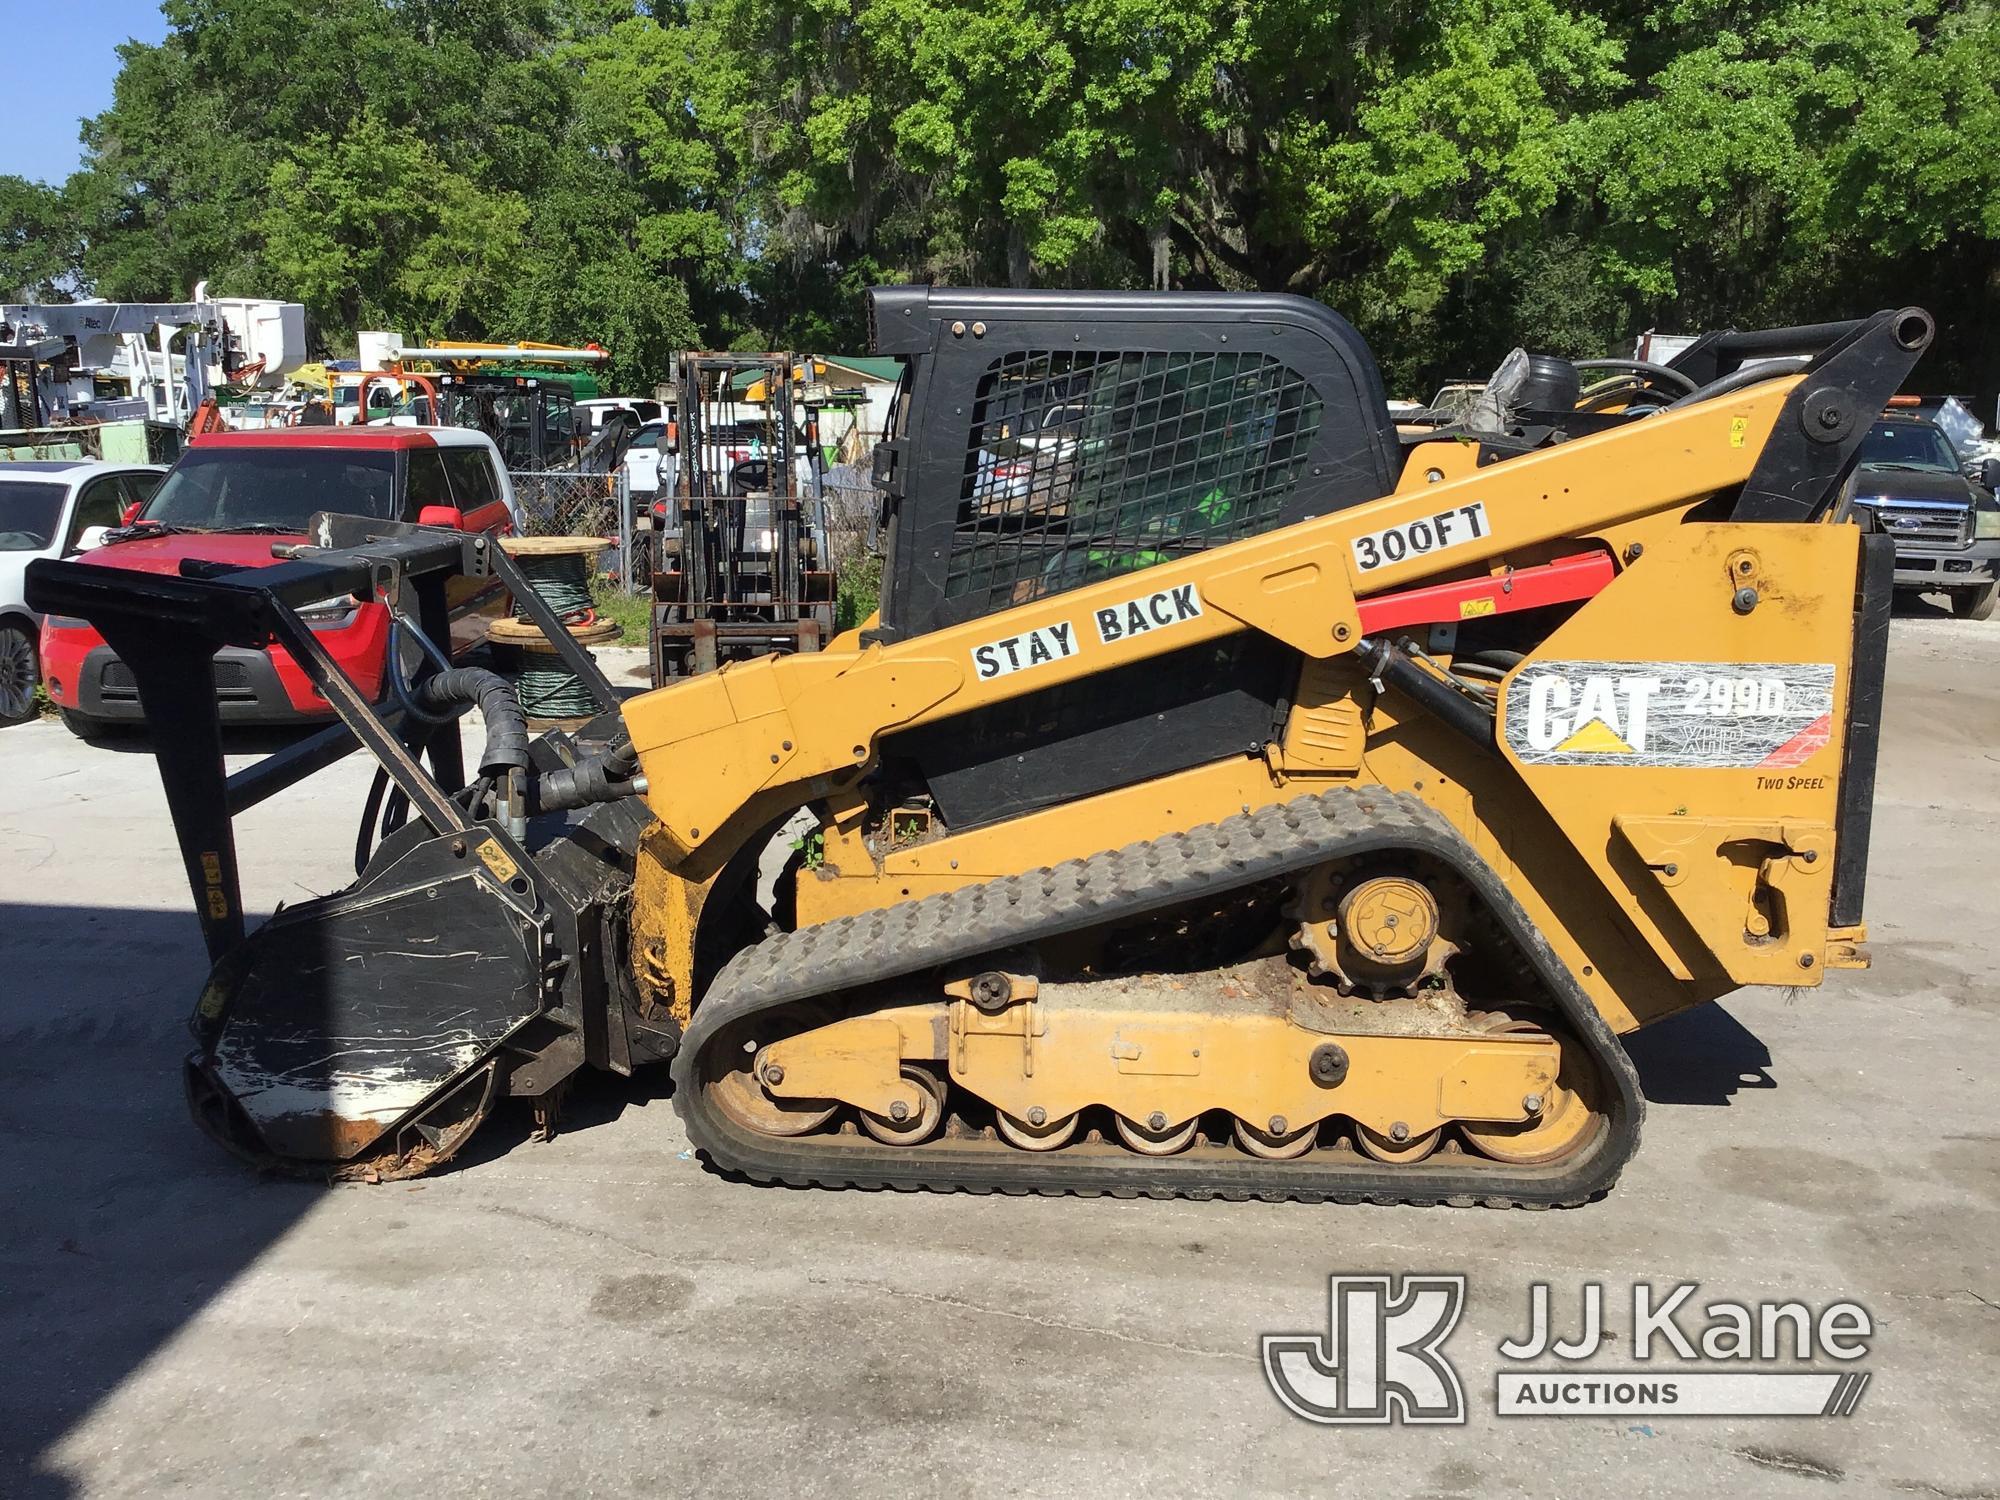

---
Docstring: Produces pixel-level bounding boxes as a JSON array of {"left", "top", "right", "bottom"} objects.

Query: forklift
[{"left": 649, "top": 352, "right": 837, "bottom": 680}]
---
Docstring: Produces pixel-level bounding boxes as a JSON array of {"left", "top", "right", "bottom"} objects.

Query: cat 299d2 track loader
[{"left": 26, "top": 290, "right": 1927, "bottom": 1206}]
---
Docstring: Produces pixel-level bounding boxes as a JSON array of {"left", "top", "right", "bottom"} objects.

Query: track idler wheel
[
  {"left": 1459, "top": 1013, "right": 1599, "bottom": 1165},
  {"left": 707, "top": 1003, "right": 844, "bottom": 1138},
  {"left": 1114, "top": 1112, "right": 1198, "bottom": 1156},
  {"left": 711, "top": 1066, "right": 839, "bottom": 1137},
  {"left": 995, "top": 1109, "right": 1080, "bottom": 1151},
  {"left": 859, "top": 1065, "right": 946, "bottom": 1146}
]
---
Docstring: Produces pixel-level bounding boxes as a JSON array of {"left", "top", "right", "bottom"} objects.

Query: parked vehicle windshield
[
  {"left": 1858, "top": 421, "right": 1959, "bottom": 472},
  {"left": 141, "top": 448, "right": 400, "bottom": 530},
  {"left": 0, "top": 482, "right": 67, "bottom": 550}
]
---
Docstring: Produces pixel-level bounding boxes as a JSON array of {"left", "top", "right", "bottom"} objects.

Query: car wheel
[
  {"left": 0, "top": 623, "right": 38, "bottom": 725},
  {"left": 1954, "top": 581, "right": 1998, "bottom": 622}
]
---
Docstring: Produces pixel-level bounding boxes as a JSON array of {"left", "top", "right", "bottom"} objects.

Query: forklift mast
[{"left": 650, "top": 352, "right": 837, "bottom": 680}]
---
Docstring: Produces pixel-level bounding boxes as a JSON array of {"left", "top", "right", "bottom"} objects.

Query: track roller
[
  {"left": 1234, "top": 1116, "right": 1318, "bottom": 1160},
  {"left": 995, "top": 1109, "right": 1080, "bottom": 1151},
  {"left": 859, "top": 1065, "right": 946, "bottom": 1146},
  {"left": 1355, "top": 1122, "right": 1441, "bottom": 1163},
  {"left": 1114, "top": 1112, "right": 1199, "bottom": 1156}
]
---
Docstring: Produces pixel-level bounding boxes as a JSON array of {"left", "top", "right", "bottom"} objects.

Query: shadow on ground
[
  {"left": 0, "top": 902, "right": 320, "bottom": 1499},
  {"left": 444, "top": 1065, "right": 667, "bottom": 1174},
  {"left": 1889, "top": 591, "right": 1961, "bottom": 621},
  {"left": 52, "top": 719, "right": 318, "bottom": 757},
  {"left": 0, "top": 891, "right": 670, "bottom": 1496},
  {"left": 1622, "top": 1001, "right": 1776, "bottom": 1105}
]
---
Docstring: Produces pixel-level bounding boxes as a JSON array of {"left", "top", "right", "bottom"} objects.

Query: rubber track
[{"left": 671, "top": 787, "right": 1644, "bottom": 1206}]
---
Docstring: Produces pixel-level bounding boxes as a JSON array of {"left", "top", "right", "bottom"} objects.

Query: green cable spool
[
  {"left": 512, "top": 548, "right": 597, "bottom": 621},
  {"left": 507, "top": 650, "right": 601, "bottom": 719},
  {"left": 493, "top": 541, "right": 618, "bottom": 721}
]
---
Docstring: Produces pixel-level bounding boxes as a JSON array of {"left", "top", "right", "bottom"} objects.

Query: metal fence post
[{"left": 616, "top": 469, "right": 634, "bottom": 594}]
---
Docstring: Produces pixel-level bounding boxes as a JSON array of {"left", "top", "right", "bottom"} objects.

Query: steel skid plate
[{"left": 189, "top": 832, "right": 548, "bottom": 1164}]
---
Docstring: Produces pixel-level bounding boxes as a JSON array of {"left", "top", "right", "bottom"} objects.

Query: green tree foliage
[
  {"left": 5, "top": 0, "right": 1997, "bottom": 398},
  {"left": 260, "top": 114, "right": 531, "bottom": 334},
  {"left": 31, "top": 0, "right": 695, "bottom": 392},
  {"left": 0, "top": 177, "right": 77, "bottom": 299}
]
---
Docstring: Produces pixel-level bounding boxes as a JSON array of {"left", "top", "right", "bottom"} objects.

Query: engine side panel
[{"left": 1496, "top": 521, "right": 1861, "bottom": 987}]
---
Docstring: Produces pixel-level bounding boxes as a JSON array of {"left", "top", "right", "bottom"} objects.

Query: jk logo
[{"left": 1263, "top": 1275, "right": 1467, "bottom": 1425}]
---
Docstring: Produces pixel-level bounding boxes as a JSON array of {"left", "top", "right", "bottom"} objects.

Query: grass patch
[
  {"left": 590, "top": 575, "right": 653, "bottom": 645},
  {"left": 836, "top": 552, "right": 882, "bottom": 632}
]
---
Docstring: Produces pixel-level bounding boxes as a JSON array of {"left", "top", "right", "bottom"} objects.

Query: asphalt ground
[{"left": 1, "top": 614, "right": 1995, "bottom": 1498}]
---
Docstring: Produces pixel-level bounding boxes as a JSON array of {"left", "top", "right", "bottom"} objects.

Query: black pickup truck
[{"left": 1847, "top": 413, "right": 2000, "bottom": 621}]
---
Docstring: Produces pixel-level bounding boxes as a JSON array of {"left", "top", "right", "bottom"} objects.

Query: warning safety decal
[
  {"left": 1093, "top": 582, "right": 1204, "bottom": 643},
  {"left": 971, "top": 621, "right": 1078, "bottom": 680},
  {"left": 1503, "top": 660, "right": 1837, "bottom": 768}
]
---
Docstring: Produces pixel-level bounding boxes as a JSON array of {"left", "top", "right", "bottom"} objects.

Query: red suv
[{"left": 41, "top": 428, "right": 520, "bottom": 734}]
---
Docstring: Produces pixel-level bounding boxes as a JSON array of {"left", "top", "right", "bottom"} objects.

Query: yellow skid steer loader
[{"left": 26, "top": 291, "right": 1928, "bottom": 1206}]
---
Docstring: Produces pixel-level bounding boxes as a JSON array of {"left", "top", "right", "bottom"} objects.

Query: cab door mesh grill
[{"left": 941, "top": 349, "right": 1324, "bottom": 612}]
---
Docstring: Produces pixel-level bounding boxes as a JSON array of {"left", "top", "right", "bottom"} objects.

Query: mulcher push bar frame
[{"left": 23, "top": 515, "right": 622, "bottom": 965}]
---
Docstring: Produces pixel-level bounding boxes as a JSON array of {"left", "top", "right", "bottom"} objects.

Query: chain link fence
[
  {"left": 511, "top": 469, "right": 628, "bottom": 537},
  {"left": 820, "top": 461, "right": 882, "bottom": 626},
  {"left": 820, "top": 461, "right": 877, "bottom": 566},
  {"left": 509, "top": 469, "right": 633, "bottom": 587}
]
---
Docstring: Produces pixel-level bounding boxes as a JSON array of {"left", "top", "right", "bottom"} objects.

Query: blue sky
[{"left": 3, "top": 0, "right": 171, "bottom": 184}]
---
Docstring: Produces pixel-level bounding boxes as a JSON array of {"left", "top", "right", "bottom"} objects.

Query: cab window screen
[{"left": 943, "top": 349, "right": 1322, "bottom": 612}]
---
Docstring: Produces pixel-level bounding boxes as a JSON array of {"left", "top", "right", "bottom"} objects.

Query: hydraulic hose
[
  {"left": 1665, "top": 357, "right": 1810, "bottom": 410},
  {"left": 533, "top": 733, "right": 645, "bottom": 814},
  {"left": 1358, "top": 637, "right": 1496, "bottom": 750},
  {"left": 410, "top": 667, "right": 531, "bottom": 777},
  {"left": 1572, "top": 358, "right": 1698, "bottom": 394},
  {"left": 401, "top": 662, "right": 637, "bottom": 824}
]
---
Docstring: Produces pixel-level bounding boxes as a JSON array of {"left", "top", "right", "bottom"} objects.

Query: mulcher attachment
[
  {"left": 186, "top": 828, "right": 551, "bottom": 1169},
  {"left": 27, "top": 515, "right": 653, "bottom": 1178}
]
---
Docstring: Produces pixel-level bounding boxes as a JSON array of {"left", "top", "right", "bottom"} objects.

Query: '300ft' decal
[{"left": 1352, "top": 501, "right": 1489, "bottom": 572}]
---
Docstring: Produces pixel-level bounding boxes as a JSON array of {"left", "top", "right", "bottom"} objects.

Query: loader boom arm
[{"left": 623, "top": 365, "right": 1821, "bottom": 852}]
